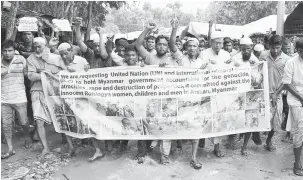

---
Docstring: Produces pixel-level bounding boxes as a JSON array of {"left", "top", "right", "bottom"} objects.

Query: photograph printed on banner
[
  {"left": 75, "top": 116, "right": 90, "bottom": 134},
  {"left": 64, "top": 101, "right": 75, "bottom": 115},
  {"left": 245, "top": 108, "right": 265, "bottom": 128},
  {"left": 250, "top": 63, "right": 264, "bottom": 90},
  {"left": 67, "top": 116, "right": 78, "bottom": 133},
  {"left": 146, "top": 99, "right": 162, "bottom": 117},
  {"left": 50, "top": 96, "right": 65, "bottom": 115},
  {"left": 56, "top": 115, "right": 69, "bottom": 131},
  {"left": 246, "top": 90, "right": 265, "bottom": 109},
  {"left": 89, "top": 100, "right": 107, "bottom": 116},
  {"left": 177, "top": 114, "right": 213, "bottom": 135},
  {"left": 162, "top": 98, "right": 177, "bottom": 117},
  {"left": 211, "top": 93, "right": 245, "bottom": 113},
  {"left": 44, "top": 73, "right": 60, "bottom": 96},
  {"left": 213, "top": 112, "right": 245, "bottom": 133},
  {"left": 117, "top": 100, "right": 135, "bottom": 118},
  {"left": 178, "top": 96, "right": 211, "bottom": 117},
  {"left": 121, "top": 118, "right": 143, "bottom": 135},
  {"left": 142, "top": 117, "right": 177, "bottom": 135},
  {"left": 134, "top": 100, "right": 147, "bottom": 118},
  {"left": 106, "top": 100, "right": 120, "bottom": 116}
]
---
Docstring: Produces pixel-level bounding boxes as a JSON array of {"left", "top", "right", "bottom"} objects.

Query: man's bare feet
[
  {"left": 41, "top": 149, "right": 50, "bottom": 156},
  {"left": 89, "top": 151, "right": 105, "bottom": 162}
]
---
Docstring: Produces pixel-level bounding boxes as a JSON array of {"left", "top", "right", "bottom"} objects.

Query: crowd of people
[{"left": 1, "top": 17, "right": 303, "bottom": 176}]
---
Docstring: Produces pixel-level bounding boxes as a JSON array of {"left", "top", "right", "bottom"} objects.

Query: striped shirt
[{"left": 1, "top": 55, "right": 27, "bottom": 104}]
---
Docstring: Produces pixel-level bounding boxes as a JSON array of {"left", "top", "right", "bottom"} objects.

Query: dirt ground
[{"left": 1, "top": 125, "right": 302, "bottom": 180}]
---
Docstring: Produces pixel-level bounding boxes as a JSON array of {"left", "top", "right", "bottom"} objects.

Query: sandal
[
  {"left": 137, "top": 156, "right": 145, "bottom": 164},
  {"left": 293, "top": 163, "right": 303, "bottom": 176},
  {"left": 190, "top": 160, "right": 202, "bottom": 170},
  {"left": 1, "top": 150, "right": 16, "bottom": 159},
  {"left": 213, "top": 150, "right": 225, "bottom": 158},
  {"left": 264, "top": 144, "right": 276, "bottom": 152},
  {"left": 160, "top": 155, "right": 170, "bottom": 165},
  {"left": 24, "top": 140, "right": 33, "bottom": 149}
]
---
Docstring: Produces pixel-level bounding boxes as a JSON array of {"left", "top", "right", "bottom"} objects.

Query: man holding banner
[
  {"left": 27, "top": 37, "right": 64, "bottom": 156},
  {"left": 169, "top": 18, "right": 203, "bottom": 169}
]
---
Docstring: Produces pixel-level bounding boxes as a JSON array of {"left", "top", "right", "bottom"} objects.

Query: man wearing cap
[
  {"left": 224, "top": 37, "right": 238, "bottom": 57},
  {"left": 259, "top": 35, "right": 290, "bottom": 151},
  {"left": 198, "top": 31, "right": 232, "bottom": 158},
  {"left": 27, "top": 37, "right": 64, "bottom": 156},
  {"left": 253, "top": 44, "right": 265, "bottom": 59},
  {"left": 283, "top": 38, "right": 303, "bottom": 176},
  {"left": 169, "top": 18, "right": 203, "bottom": 169},
  {"left": 230, "top": 38, "right": 263, "bottom": 155}
]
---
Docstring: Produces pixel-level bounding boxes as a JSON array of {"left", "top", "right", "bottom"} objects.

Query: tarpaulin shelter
[
  {"left": 284, "top": 2, "right": 303, "bottom": 37},
  {"left": 242, "top": 14, "right": 289, "bottom": 36}
]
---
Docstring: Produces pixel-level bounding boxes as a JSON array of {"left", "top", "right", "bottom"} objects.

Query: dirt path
[{"left": 1, "top": 126, "right": 302, "bottom": 180}]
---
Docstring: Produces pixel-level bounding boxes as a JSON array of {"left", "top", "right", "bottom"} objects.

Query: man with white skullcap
[
  {"left": 232, "top": 37, "right": 259, "bottom": 68},
  {"left": 253, "top": 44, "right": 265, "bottom": 59},
  {"left": 199, "top": 31, "right": 231, "bottom": 71},
  {"left": 229, "top": 37, "right": 263, "bottom": 156},
  {"left": 197, "top": 31, "right": 232, "bottom": 158},
  {"left": 27, "top": 37, "right": 64, "bottom": 156},
  {"left": 168, "top": 18, "right": 204, "bottom": 169}
]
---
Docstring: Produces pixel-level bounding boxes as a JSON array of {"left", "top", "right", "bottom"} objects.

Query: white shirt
[
  {"left": 172, "top": 49, "right": 203, "bottom": 68},
  {"left": 68, "top": 55, "right": 89, "bottom": 71},
  {"left": 198, "top": 48, "right": 232, "bottom": 70},
  {"left": 232, "top": 52, "right": 259, "bottom": 68},
  {"left": 282, "top": 55, "right": 303, "bottom": 107}
]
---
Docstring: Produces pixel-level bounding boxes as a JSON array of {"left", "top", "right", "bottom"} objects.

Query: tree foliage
[{"left": 196, "top": 1, "right": 300, "bottom": 25}]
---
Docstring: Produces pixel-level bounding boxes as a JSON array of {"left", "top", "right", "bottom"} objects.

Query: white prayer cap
[
  {"left": 106, "top": 33, "right": 114, "bottom": 38},
  {"left": 58, "top": 43, "right": 72, "bottom": 52},
  {"left": 254, "top": 44, "right": 265, "bottom": 52},
  {"left": 33, "top": 37, "right": 46, "bottom": 46},
  {"left": 90, "top": 33, "right": 100, "bottom": 43},
  {"left": 240, "top": 37, "right": 253, "bottom": 45},
  {"left": 186, "top": 37, "right": 199, "bottom": 45},
  {"left": 211, "top": 31, "right": 224, "bottom": 40}
]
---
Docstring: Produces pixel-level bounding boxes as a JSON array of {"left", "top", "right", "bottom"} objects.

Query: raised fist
[
  {"left": 170, "top": 18, "right": 179, "bottom": 29},
  {"left": 96, "top": 27, "right": 102, "bottom": 35},
  {"left": 146, "top": 22, "right": 156, "bottom": 30},
  {"left": 74, "top": 17, "right": 82, "bottom": 26}
]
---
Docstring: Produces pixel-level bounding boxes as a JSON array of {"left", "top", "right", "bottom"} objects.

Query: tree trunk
[
  {"left": 85, "top": 1, "right": 93, "bottom": 42},
  {"left": 5, "top": 1, "right": 19, "bottom": 40},
  {"left": 64, "top": 1, "right": 72, "bottom": 19}
]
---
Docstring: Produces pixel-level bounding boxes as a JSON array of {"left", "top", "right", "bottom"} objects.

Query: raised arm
[
  {"left": 135, "top": 22, "right": 156, "bottom": 59},
  {"left": 96, "top": 27, "right": 108, "bottom": 60},
  {"left": 74, "top": 17, "right": 88, "bottom": 53},
  {"left": 169, "top": 19, "right": 179, "bottom": 53},
  {"left": 10, "top": 20, "right": 19, "bottom": 41}
]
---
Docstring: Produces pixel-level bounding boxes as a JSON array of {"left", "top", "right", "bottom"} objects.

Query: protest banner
[
  {"left": 52, "top": 19, "right": 72, "bottom": 32},
  {"left": 41, "top": 62, "right": 270, "bottom": 140},
  {"left": 18, "top": 17, "right": 38, "bottom": 32}
]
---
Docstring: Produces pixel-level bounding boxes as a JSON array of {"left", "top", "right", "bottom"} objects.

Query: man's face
[
  {"left": 93, "top": 42, "right": 100, "bottom": 55},
  {"left": 2, "top": 46, "right": 15, "bottom": 60},
  {"left": 117, "top": 45, "right": 125, "bottom": 56},
  {"left": 156, "top": 38, "right": 168, "bottom": 56},
  {"left": 122, "top": 119, "right": 131, "bottom": 129},
  {"left": 146, "top": 39, "right": 155, "bottom": 51},
  {"left": 33, "top": 42, "right": 45, "bottom": 55},
  {"left": 199, "top": 40, "right": 205, "bottom": 47},
  {"left": 254, "top": 51, "right": 262, "bottom": 58},
  {"left": 186, "top": 41, "right": 198, "bottom": 56},
  {"left": 176, "top": 41, "right": 182, "bottom": 51},
  {"left": 269, "top": 44, "right": 282, "bottom": 57},
  {"left": 125, "top": 50, "right": 137, "bottom": 66},
  {"left": 59, "top": 49, "right": 73, "bottom": 64},
  {"left": 224, "top": 42, "right": 233, "bottom": 53},
  {"left": 282, "top": 44, "right": 291, "bottom": 56},
  {"left": 22, "top": 32, "right": 33, "bottom": 43},
  {"left": 211, "top": 38, "right": 223, "bottom": 53},
  {"left": 233, "top": 43, "right": 239, "bottom": 51},
  {"left": 241, "top": 44, "right": 252, "bottom": 61}
]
